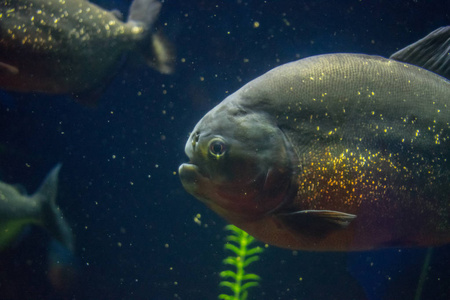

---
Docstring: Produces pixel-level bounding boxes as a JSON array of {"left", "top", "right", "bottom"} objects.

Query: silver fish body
[
  {"left": 0, "top": 164, "right": 73, "bottom": 251},
  {"left": 179, "top": 27, "right": 450, "bottom": 251},
  {"left": 0, "top": 0, "right": 172, "bottom": 96}
]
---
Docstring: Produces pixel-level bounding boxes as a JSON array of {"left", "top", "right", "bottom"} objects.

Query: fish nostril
[{"left": 191, "top": 132, "right": 200, "bottom": 148}]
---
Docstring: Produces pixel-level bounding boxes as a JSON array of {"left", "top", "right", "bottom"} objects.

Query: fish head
[{"left": 179, "top": 97, "right": 296, "bottom": 222}]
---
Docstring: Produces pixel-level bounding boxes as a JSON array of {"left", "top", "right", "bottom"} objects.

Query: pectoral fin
[
  {"left": 277, "top": 210, "right": 356, "bottom": 238},
  {"left": 0, "top": 62, "right": 19, "bottom": 75}
]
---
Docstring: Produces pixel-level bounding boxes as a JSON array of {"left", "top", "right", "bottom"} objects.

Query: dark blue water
[{"left": 0, "top": 0, "right": 449, "bottom": 299}]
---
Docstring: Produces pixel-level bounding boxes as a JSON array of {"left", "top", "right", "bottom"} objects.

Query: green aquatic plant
[{"left": 219, "top": 224, "right": 263, "bottom": 300}]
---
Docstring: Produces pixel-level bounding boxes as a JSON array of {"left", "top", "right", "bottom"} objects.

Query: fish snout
[{"left": 178, "top": 163, "right": 201, "bottom": 194}]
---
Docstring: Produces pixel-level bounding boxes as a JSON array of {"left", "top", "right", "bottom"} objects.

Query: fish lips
[{"left": 178, "top": 163, "right": 205, "bottom": 196}]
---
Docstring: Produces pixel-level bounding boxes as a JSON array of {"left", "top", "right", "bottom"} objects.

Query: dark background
[{"left": 0, "top": 0, "right": 449, "bottom": 299}]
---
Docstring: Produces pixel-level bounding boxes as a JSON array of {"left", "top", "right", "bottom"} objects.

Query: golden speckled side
[
  {"left": 238, "top": 53, "right": 450, "bottom": 240},
  {"left": 0, "top": 0, "right": 139, "bottom": 53}
]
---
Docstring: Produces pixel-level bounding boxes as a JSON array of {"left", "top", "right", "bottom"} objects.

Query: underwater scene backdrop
[{"left": 0, "top": 0, "right": 449, "bottom": 299}]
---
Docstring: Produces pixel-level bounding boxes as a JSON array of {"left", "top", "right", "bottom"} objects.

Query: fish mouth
[{"left": 178, "top": 163, "right": 208, "bottom": 194}]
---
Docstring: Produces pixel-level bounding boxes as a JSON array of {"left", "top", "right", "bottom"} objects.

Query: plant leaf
[
  {"left": 224, "top": 243, "right": 240, "bottom": 255},
  {"left": 241, "top": 281, "right": 260, "bottom": 292},
  {"left": 246, "top": 246, "right": 263, "bottom": 256},
  {"left": 242, "top": 273, "right": 261, "bottom": 281},
  {"left": 241, "top": 290, "right": 248, "bottom": 300},
  {"left": 224, "top": 224, "right": 240, "bottom": 232},
  {"left": 243, "top": 255, "right": 260, "bottom": 267},
  {"left": 219, "top": 281, "right": 238, "bottom": 293},
  {"left": 223, "top": 257, "right": 237, "bottom": 265},
  {"left": 246, "top": 235, "right": 255, "bottom": 244},
  {"left": 226, "top": 235, "right": 240, "bottom": 243},
  {"left": 220, "top": 270, "right": 237, "bottom": 280}
]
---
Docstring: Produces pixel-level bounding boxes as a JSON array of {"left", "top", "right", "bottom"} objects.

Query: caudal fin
[
  {"left": 127, "top": 0, "right": 175, "bottom": 74},
  {"left": 34, "top": 164, "right": 74, "bottom": 252}
]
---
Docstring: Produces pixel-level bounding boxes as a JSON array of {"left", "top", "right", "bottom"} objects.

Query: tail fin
[
  {"left": 34, "top": 164, "right": 74, "bottom": 252},
  {"left": 127, "top": 0, "right": 175, "bottom": 74},
  {"left": 146, "top": 30, "right": 176, "bottom": 74},
  {"left": 127, "top": 0, "right": 161, "bottom": 28}
]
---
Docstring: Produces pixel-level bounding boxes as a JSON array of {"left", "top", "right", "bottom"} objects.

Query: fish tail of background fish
[
  {"left": 33, "top": 164, "right": 74, "bottom": 252},
  {"left": 127, "top": 0, "right": 175, "bottom": 74}
]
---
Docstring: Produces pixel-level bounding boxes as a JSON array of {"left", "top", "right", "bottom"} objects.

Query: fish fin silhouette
[
  {"left": 33, "top": 164, "right": 74, "bottom": 252},
  {"left": 110, "top": 9, "right": 124, "bottom": 21},
  {"left": 277, "top": 209, "right": 356, "bottom": 238},
  {"left": 145, "top": 29, "right": 175, "bottom": 75},
  {"left": 127, "top": 0, "right": 175, "bottom": 74},
  {"left": 390, "top": 26, "right": 450, "bottom": 80},
  {"left": 127, "top": 0, "right": 161, "bottom": 28},
  {"left": 0, "top": 62, "right": 19, "bottom": 75}
]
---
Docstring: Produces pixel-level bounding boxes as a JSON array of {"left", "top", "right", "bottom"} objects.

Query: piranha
[
  {"left": 179, "top": 27, "right": 450, "bottom": 251},
  {"left": 0, "top": 164, "right": 73, "bottom": 252},
  {"left": 0, "top": 0, "right": 173, "bottom": 102}
]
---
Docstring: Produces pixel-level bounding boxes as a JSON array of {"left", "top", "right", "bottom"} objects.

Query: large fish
[
  {"left": 179, "top": 27, "right": 450, "bottom": 251},
  {"left": 0, "top": 164, "right": 73, "bottom": 252},
  {"left": 0, "top": 0, "right": 173, "bottom": 101}
]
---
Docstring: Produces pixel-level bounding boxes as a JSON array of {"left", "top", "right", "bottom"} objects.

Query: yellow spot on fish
[
  {"left": 131, "top": 26, "right": 142, "bottom": 34},
  {"left": 435, "top": 134, "right": 440, "bottom": 145}
]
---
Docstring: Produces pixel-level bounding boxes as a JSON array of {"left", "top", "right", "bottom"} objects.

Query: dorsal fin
[{"left": 390, "top": 26, "right": 450, "bottom": 80}]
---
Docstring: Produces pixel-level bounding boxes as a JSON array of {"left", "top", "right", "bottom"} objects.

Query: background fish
[
  {"left": 0, "top": 164, "right": 73, "bottom": 252},
  {"left": 0, "top": 0, "right": 174, "bottom": 101},
  {"left": 179, "top": 27, "right": 450, "bottom": 251}
]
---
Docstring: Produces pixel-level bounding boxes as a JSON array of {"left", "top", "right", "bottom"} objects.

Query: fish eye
[{"left": 208, "top": 139, "right": 226, "bottom": 158}]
